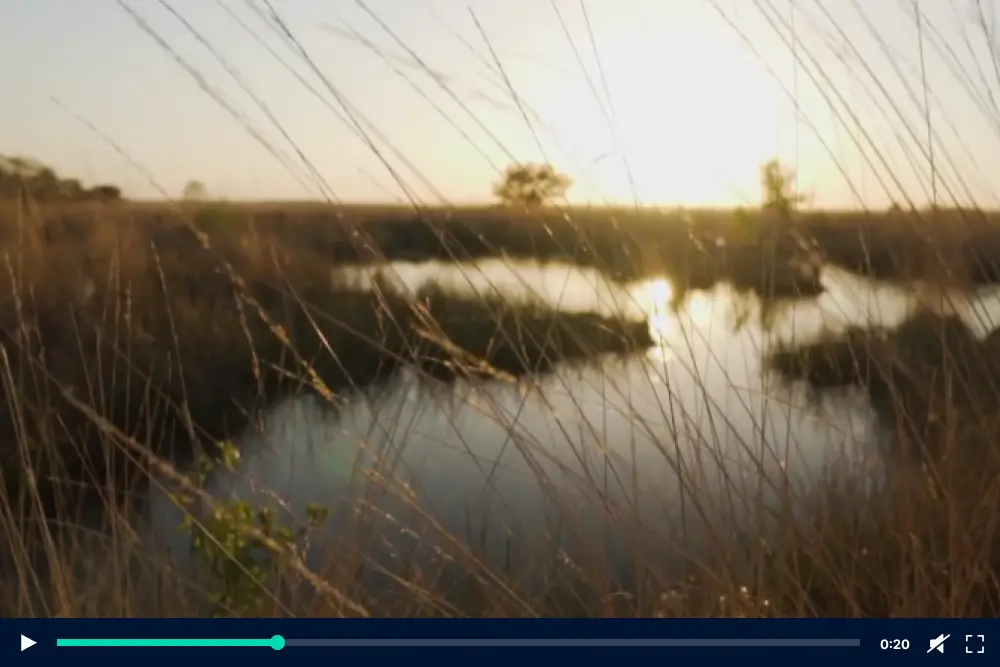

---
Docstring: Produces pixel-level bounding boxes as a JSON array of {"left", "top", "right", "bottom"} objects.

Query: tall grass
[{"left": 3, "top": 1, "right": 1000, "bottom": 618}]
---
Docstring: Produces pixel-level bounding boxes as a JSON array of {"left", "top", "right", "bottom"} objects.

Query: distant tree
[
  {"left": 59, "top": 178, "right": 84, "bottom": 199},
  {"left": 760, "top": 158, "right": 805, "bottom": 216},
  {"left": 182, "top": 179, "right": 209, "bottom": 201},
  {"left": 0, "top": 155, "right": 125, "bottom": 202},
  {"left": 88, "top": 184, "right": 123, "bottom": 201},
  {"left": 493, "top": 163, "right": 572, "bottom": 207},
  {"left": 0, "top": 170, "right": 22, "bottom": 200},
  {"left": 32, "top": 167, "right": 60, "bottom": 200}
]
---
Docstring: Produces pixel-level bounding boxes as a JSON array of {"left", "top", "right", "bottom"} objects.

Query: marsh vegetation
[{"left": 5, "top": 1, "right": 1000, "bottom": 620}]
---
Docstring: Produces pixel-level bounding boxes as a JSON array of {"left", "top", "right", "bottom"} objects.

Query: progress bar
[
  {"left": 285, "top": 638, "right": 860, "bottom": 648},
  {"left": 57, "top": 637, "right": 285, "bottom": 650},
  {"left": 52, "top": 637, "right": 860, "bottom": 649}
]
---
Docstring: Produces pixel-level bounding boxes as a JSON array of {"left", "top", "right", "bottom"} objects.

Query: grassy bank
[
  {"left": 765, "top": 308, "right": 1000, "bottom": 615},
  {"left": 768, "top": 307, "right": 1000, "bottom": 455}
]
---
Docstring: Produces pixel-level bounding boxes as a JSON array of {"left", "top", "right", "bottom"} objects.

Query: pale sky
[{"left": 3, "top": 0, "right": 1000, "bottom": 208}]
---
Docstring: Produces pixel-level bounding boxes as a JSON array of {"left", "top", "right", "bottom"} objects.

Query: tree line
[
  {"left": 0, "top": 153, "right": 836, "bottom": 213},
  {"left": 0, "top": 155, "right": 122, "bottom": 202}
]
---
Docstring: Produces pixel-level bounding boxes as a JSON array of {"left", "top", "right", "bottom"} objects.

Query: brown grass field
[
  {"left": 16, "top": 199, "right": 1000, "bottom": 291},
  {"left": 2, "top": 199, "right": 1000, "bottom": 617}
]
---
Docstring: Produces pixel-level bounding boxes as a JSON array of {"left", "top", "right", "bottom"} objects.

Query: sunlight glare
[
  {"left": 647, "top": 277, "right": 674, "bottom": 308},
  {"left": 684, "top": 292, "right": 718, "bottom": 329},
  {"left": 533, "top": 3, "right": 785, "bottom": 206},
  {"left": 638, "top": 278, "right": 675, "bottom": 360}
]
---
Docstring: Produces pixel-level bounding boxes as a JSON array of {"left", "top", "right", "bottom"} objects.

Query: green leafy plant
[{"left": 172, "top": 440, "right": 331, "bottom": 617}]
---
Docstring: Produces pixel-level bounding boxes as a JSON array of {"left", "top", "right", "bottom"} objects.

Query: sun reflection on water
[
  {"left": 637, "top": 278, "right": 676, "bottom": 360},
  {"left": 634, "top": 277, "right": 726, "bottom": 362}
]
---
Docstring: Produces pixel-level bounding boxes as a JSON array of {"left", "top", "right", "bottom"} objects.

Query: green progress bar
[{"left": 57, "top": 635, "right": 286, "bottom": 650}]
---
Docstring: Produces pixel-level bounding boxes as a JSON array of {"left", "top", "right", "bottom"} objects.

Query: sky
[{"left": 3, "top": 0, "right": 1000, "bottom": 208}]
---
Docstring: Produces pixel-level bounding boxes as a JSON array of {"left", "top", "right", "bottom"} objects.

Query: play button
[{"left": 21, "top": 635, "right": 36, "bottom": 651}]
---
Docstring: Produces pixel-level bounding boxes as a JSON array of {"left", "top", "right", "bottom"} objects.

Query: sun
[{"left": 526, "top": 2, "right": 788, "bottom": 207}]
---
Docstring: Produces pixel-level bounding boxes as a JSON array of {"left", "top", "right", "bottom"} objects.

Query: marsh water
[{"left": 147, "top": 259, "right": 1000, "bottom": 585}]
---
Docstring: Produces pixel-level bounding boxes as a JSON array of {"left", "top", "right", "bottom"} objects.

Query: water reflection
[
  {"left": 146, "top": 256, "right": 1000, "bottom": 598},
  {"left": 151, "top": 260, "right": 924, "bottom": 589},
  {"left": 341, "top": 258, "right": 1000, "bottom": 353},
  {"left": 340, "top": 258, "right": 643, "bottom": 319}
]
